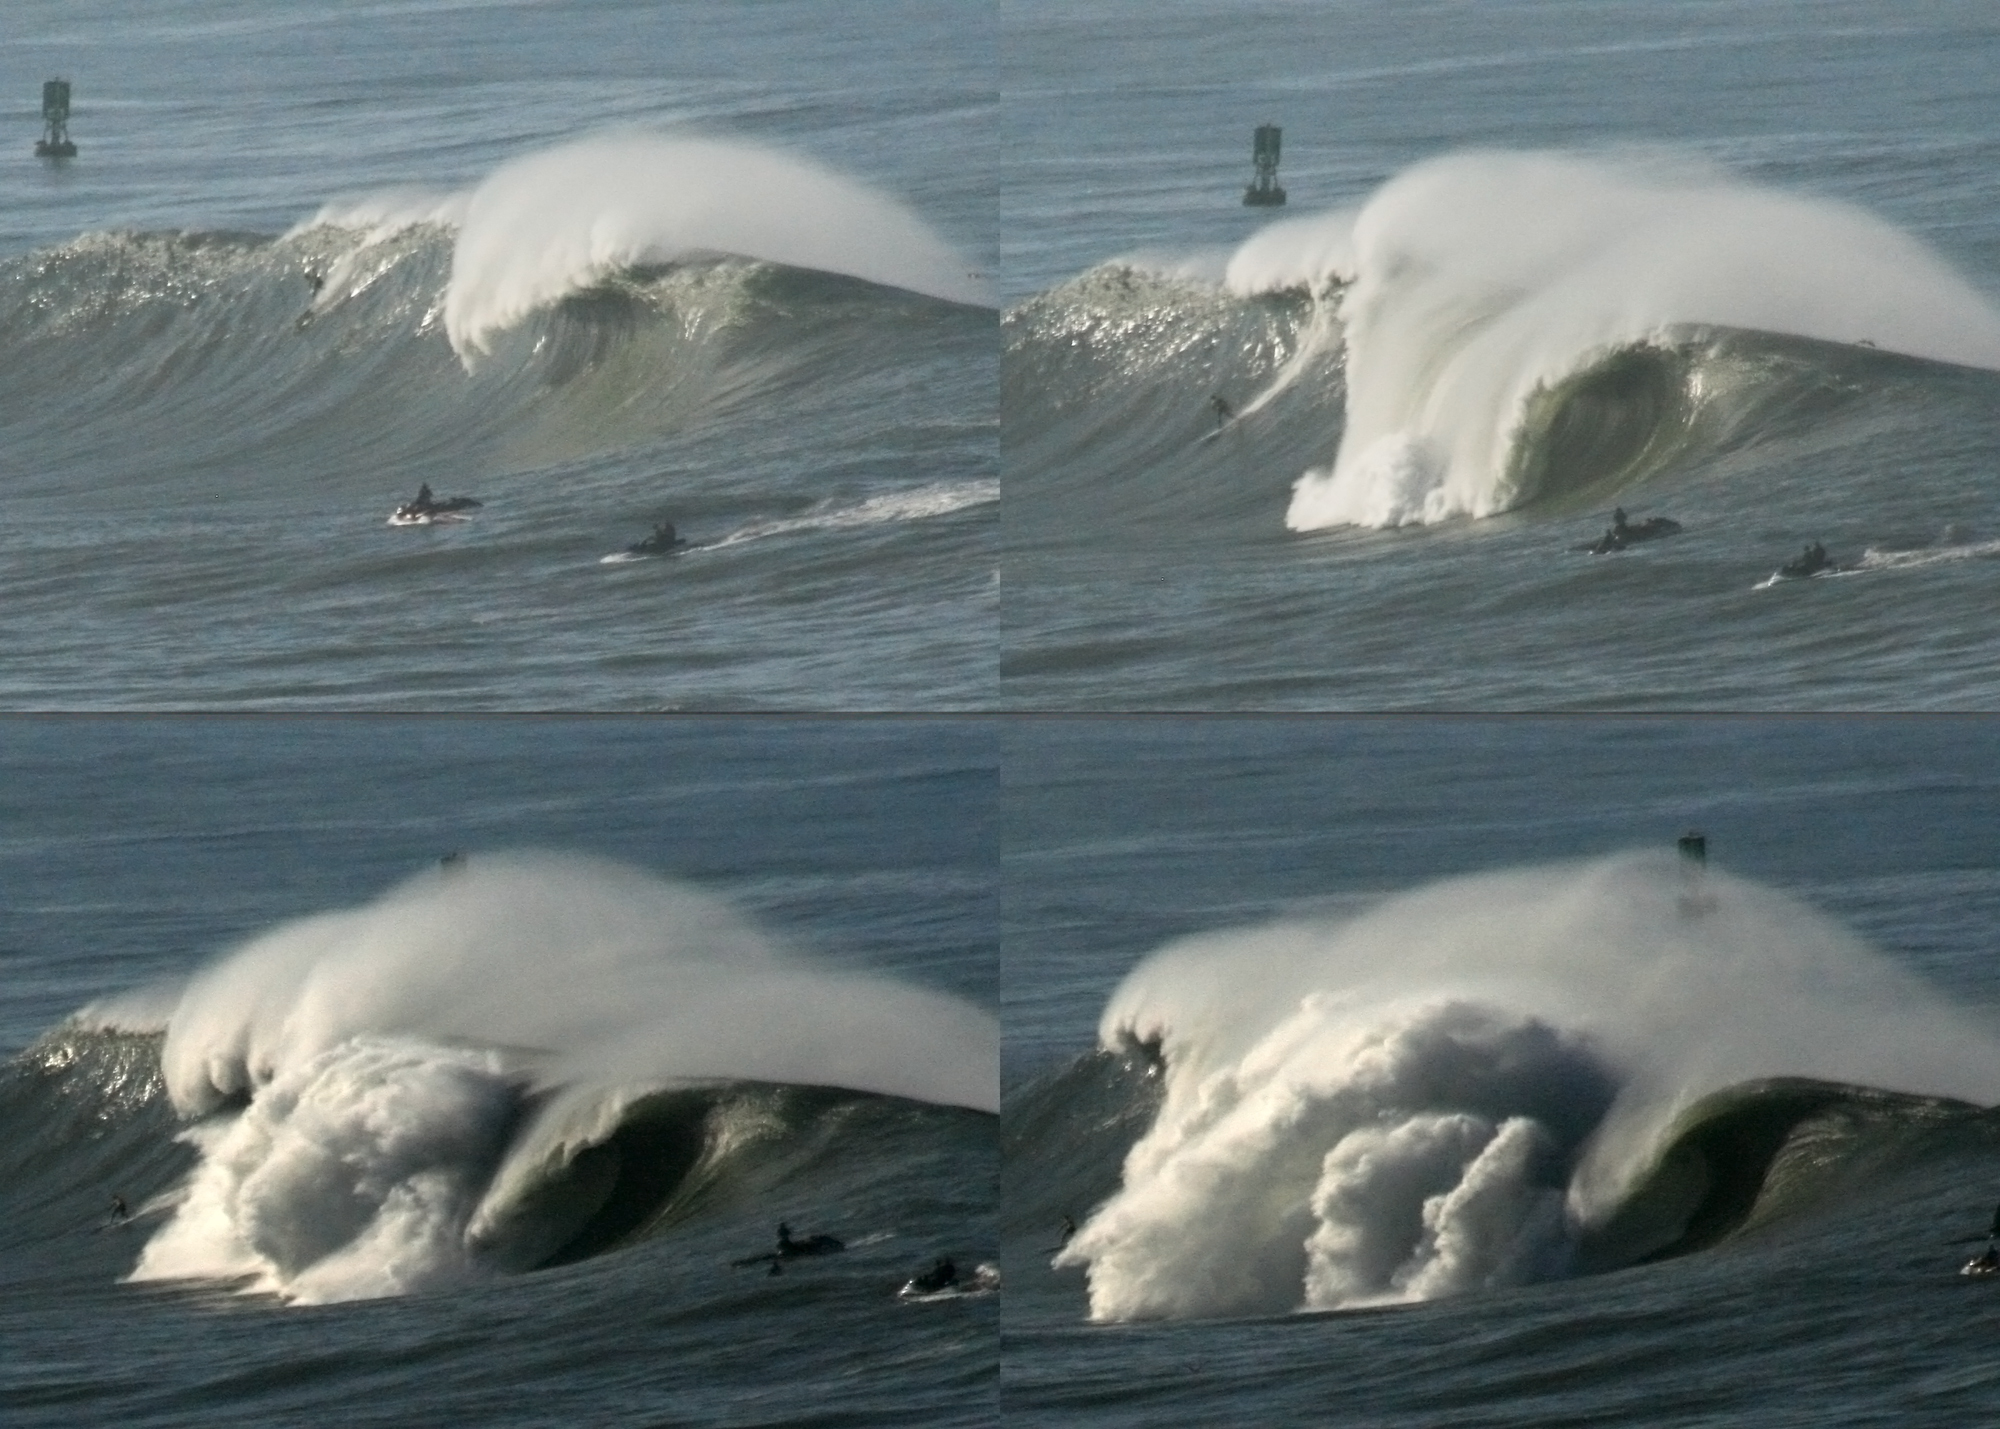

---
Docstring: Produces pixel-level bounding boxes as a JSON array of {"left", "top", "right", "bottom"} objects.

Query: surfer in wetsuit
[
  {"left": 108, "top": 1194, "right": 130, "bottom": 1227},
  {"left": 1209, "top": 394, "right": 1234, "bottom": 432},
  {"left": 412, "top": 483, "right": 436, "bottom": 513},
  {"left": 1059, "top": 1214, "right": 1076, "bottom": 1246},
  {"left": 1612, "top": 507, "right": 1630, "bottom": 536}
]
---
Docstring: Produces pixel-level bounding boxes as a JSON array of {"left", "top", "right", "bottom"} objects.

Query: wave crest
[{"left": 442, "top": 133, "right": 990, "bottom": 361}]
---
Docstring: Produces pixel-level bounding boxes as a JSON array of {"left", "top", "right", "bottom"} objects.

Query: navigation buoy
[
  {"left": 1242, "top": 124, "right": 1284, "bottom": 207},
  {"left": 35, "top": 79, "right": 77, "bottom": 159}
]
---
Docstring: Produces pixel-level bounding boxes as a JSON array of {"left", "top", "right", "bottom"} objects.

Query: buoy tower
[
  {"left": 1242, "top": 124, "right": 1285, "bottom": 207},
  {"left": 36, "top": 79, "right": 77, "bottom": 158}
]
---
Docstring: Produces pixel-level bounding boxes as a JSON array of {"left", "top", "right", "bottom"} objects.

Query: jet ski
[
  {"left": 626, "top": 524, "right": 688, "bottom": 557},
  {"left": 1577, "top": 515, "right": 1682, "bottom": 554},
  {"left": 1961, "top": 1253, "right": 2000, "bottom": 1277},
  {"left": 387, "top": 491, "right": 482, "bottom": 526},
  {"left": 1775, "top": 542, "right": 1837, "bottom": 580}
]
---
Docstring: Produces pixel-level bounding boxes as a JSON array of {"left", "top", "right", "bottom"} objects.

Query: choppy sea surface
[
  {"left": 0, "top": 1, "right": 996, "bottom": 708},
  {"left": 0, "top": 718, "right": 997, "bottom": 1427},
  {"left": 1003, "top": 716, "right": 2000, "bottom": 1425},
  {"left": 1002, "top": 1, "right": 2000, "bottom": 708}
]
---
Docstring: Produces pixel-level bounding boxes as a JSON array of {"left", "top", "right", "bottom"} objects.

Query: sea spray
[
  {"left": 131, "top": 851, "right": 997, "bottom": 1302},
  {"left": 1057, "top": 851, "right": 2000, "bottom": 1320},
  {"left": 1258, "top": 149, "right": 2000, "bottom": 529},
  {"left": 443, "top": 132, "right": 991, "bottom": 360}
]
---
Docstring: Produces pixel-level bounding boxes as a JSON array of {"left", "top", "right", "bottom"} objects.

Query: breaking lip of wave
[
  {"left": 1054, "top": 850, "right": 2000, "bottom": 1322},
  {"left": 299, "top": 131, "right": 992, "bottom": 364},
  {"left": 82, "top": 851, "right": 995, "bottom": 1304}
]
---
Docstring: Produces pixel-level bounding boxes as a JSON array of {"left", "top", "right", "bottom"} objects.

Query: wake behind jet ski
[
  {"left": 1577, "top": 507, "right": 1683, "bottom": 554},
  {"left": 388, "top": 482, "right": 483, "bottom": 526}
]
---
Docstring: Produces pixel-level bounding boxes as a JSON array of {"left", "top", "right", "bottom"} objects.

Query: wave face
[
  {"left": 1276, "top": 150, "right": 2000, "bottom": 529},
  {"left": 1047, "top": 852, "right": 2000, "bottom": 1321},
  {"left": 62, "top": 852, "right": 993, "bottom": 1304}
]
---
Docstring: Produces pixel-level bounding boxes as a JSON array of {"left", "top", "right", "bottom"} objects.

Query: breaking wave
[
  {"left": 1006, "top": 150, "right": 2000, "bottom": 542},
  {"left": 1262, "top": 150, "right": 2000, "bottom": 528},
  {"left": 1036, "top": 851, "right": 2000, "bottom": 1321},
  {"left": 10, "top": 853, "right": 993, "bottom": 1305},
  {"left": 0, "top": 133, "right": 985, "bottom": 494}
]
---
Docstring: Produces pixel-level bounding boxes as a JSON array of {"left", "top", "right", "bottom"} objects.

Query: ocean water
[
  {"left": 0, "top": 1, "right": 996, "bottom": 709},
  {"left": 0, "top": 718, "right": 997, "bottom": 1427},
  {"left": 1002, "top": 1, "right": 2000, "bottom": 708},
  {"left": 1002, "top": 717, "right": 2000, "bottom": 1425}
]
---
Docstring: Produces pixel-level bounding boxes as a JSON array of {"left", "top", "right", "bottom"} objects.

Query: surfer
[
  {"left": 1584, "top": 508, "right": 1681, "bottom": 554},
  {"left": 775, "top": 1222, "right": 844, "bottom": 1257},
  {"left": 106, "top": 1194, "right": 130, "bottom": 1230},
  {"left": 1058, "top": 1214, "right": 1076, "bottom": 1246},
  {"left": 1209, "top": 394, "right": 1234, "bottom": 432}
]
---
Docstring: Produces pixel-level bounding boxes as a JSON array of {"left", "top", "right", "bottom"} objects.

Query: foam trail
[
  {"left": 444, "top": 132, "right": 991, "bottom": 359},
  {"left": 1058, "top": 851, "right": 2000, "bottom": 1321},
  {"left": 1275, "top": 150, "right": 2000, "bottom": 529},
  {"left": 129, "top": 851, "right": 996, "bottom": 1303}
]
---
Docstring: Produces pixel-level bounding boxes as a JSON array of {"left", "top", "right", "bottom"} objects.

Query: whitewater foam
[
  {"left": 128, "top": 851, "right": 996, "bottom": 1303},
  {"left": 1266, "top": 150, "right": 2000, "bottom": 529},
  {"left": 1057, "top": 851, "right": 2000, "bottom": 1320}
]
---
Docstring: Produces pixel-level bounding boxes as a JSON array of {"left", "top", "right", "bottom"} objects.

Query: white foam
[
  {"left": 1059, "top": 851, "right": 2000, "bottom": 1321},
  {"left": 1268, "top": 149, "right": 2000, "bottom": 530}
]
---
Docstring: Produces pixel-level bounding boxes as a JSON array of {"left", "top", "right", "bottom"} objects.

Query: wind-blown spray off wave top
[
  {"left": 1268, "top": 151, "right": 2000, "bottom": 529},
  {"left": 81, "top": 853, "right": 993, "bottom": 1304},
  {"left": 1054, "top": 852, "right": 2000, "bottom": 1321},
  {"left": 437, "top": 133, "right": 992, "bottom": 361}
]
